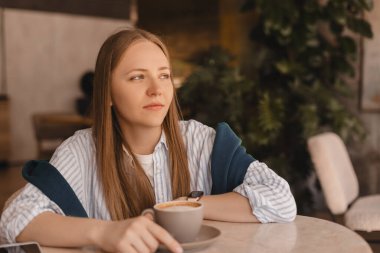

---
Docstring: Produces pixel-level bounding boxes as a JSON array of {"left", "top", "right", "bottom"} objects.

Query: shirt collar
[
  {"left": 157, "top": 130, "right": 169, "bottom": 151},
  {"left": 121, "top": 129, "right": 168, "bottom": 155}
]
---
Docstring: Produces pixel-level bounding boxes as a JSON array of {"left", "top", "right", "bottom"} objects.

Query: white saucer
[{"left": 158, "top": 225, "right": 221, "bottom": 252}]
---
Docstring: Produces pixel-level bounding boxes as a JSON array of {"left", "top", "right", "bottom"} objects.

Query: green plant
[
  {"left": 179, "top": 0, "right": 373, "bottom": 212},
  {"left": 179, "top": 47, "right": 255, "bottom": 131}
]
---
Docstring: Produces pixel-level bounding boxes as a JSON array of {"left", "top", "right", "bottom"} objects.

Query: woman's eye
[
  {"left": 159, "top": 73, "right": 170, "bottom": 79},
  {"left": 130, "top": 75, "right": 144, "bottom": 81}
]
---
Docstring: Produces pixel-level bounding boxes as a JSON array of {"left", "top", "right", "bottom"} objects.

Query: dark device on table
[{"left": 0, "top": 242, "right": 41, "bottom": 253}]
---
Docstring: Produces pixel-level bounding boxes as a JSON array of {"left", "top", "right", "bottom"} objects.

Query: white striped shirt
[{"left": 0, "top": 120, "right": 297, "bottom": 243}]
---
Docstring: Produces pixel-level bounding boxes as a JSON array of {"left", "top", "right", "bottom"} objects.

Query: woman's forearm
[
  {"left": 16, "top": 212, "right": 106, "bottom": 247},
  {"left": 200, "top": 192, "right": 259, "bottom": 222}
]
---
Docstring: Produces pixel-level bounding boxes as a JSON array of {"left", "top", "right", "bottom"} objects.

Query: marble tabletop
[
  {"left": 197, "top": 215, "right": 372, "bottom": 253},
  {"left": 41, "top": 215, "right": 372, "bottom": 253}
]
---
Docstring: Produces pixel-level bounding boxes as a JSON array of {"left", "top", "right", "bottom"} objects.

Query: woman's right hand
[{"left": 93, "top": 214, "right": 183, "bottom": 253}]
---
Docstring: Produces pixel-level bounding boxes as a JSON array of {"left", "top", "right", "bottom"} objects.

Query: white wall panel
[{"left": 4, "top": 9, "right": 131, "bottom": 161}]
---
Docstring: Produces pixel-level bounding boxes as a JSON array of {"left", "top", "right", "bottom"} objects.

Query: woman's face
[{"left": 111, "top": 40, "right": 173, "bottom": 131}]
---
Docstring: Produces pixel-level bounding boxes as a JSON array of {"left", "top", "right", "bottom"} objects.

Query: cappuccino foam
[
  {"left": 156, "top": 201, "right": 201, "bottom": 211},
  {"left": 162, "top": 205, "right": 196, "bottom": 211}
]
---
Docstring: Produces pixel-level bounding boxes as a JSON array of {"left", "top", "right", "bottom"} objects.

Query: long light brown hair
[{"left": 92, "top": 28, "right": 190, "bottom": 220}]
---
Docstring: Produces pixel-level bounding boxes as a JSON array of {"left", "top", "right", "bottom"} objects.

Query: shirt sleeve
[
  {"left": 0, "top": 136, "right": 85, "bottom": 243},
  {"left": 0, "top": 183, "right": 64, "bottom": 243},
  {"left": 233, "top": 160, "right": 297, "bottom": 223}
]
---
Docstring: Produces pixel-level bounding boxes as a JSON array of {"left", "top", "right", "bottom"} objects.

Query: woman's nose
[{"left": 146, "top": 78, "right": 162, "bottom": 96}]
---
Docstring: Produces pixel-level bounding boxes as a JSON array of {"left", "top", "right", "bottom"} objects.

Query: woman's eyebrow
[
  {"left": 126, "top": 66, "right": 170, "bottom": 75},
  {"left": 126, "top": 68, "right": 147, "bottom": 74}
]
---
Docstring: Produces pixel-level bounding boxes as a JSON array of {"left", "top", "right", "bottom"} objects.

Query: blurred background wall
[{"left": 2, "top": 9, "right": 131, "bottom": 161}]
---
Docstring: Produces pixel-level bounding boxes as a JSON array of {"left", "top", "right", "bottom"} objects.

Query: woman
[{"left": 0, "top": 29, "right": 296, "bottom": 253}]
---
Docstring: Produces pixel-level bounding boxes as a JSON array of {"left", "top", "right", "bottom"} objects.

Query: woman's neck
[{"left": 121, "top": 124, "right": 162, "bottom": 155}]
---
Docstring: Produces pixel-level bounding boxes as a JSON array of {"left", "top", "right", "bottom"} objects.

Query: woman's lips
[{"left": 143, "top": 103, "right": 164, "bottom": 110}]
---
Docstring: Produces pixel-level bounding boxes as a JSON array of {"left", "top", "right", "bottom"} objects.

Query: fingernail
[{"left": 175, "top": 246, "right": 183, "bottom": 253}]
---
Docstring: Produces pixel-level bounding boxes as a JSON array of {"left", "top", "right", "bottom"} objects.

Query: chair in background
[
  {"left": 307, "top": 132, "right": 380, "bottom": 242},
  {"left": 32, "top": 113, "right": 92, "bottom": 160}
]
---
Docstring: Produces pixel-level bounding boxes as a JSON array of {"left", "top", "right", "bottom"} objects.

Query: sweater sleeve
[{"left": 233, "top": 160, "right": 297, "bottom": 223}]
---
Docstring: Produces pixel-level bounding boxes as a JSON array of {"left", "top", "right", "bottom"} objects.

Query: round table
[
  {"left": 198, "top": 215, "right": 372, "bottom": 253},
  {"left": 42, "top": 215, "right": 372, "bottom": 253}
]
